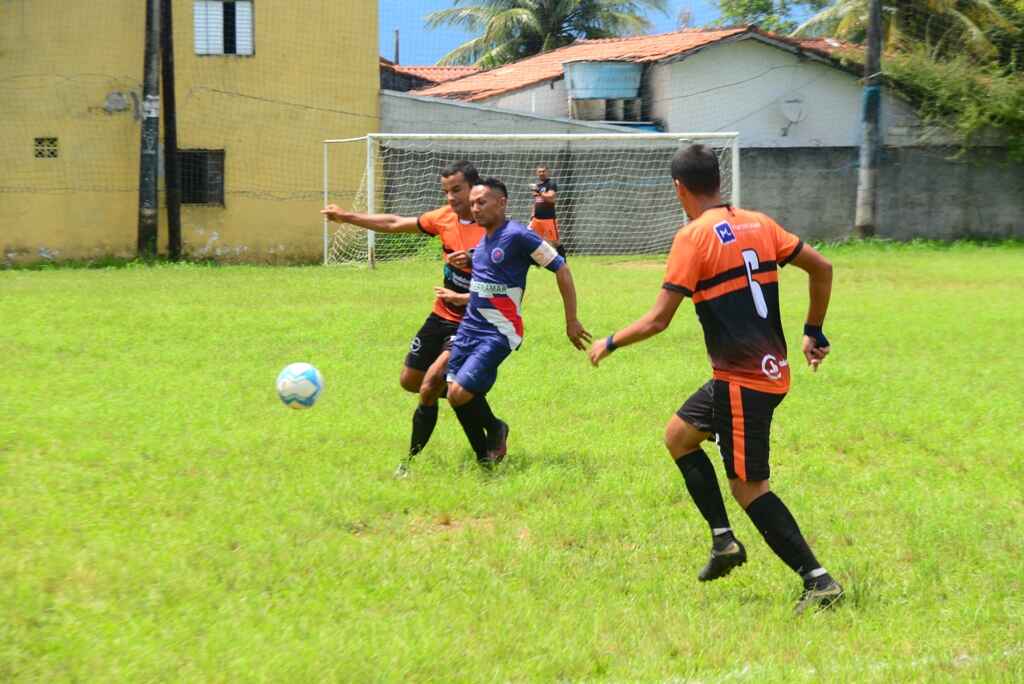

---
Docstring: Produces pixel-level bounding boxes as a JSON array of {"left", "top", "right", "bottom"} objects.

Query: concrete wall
[
  {"left": 1, "top": 0, "right": 378, "bottom": 264},
  {"left": 741, "top": 147, "right": 1024, "bottom": 240},
  {"left": 381, "top": 91, "right": 631, "bottom": 135},
  {"left": 479, "top": 79, "right": 570, "bottom": 118}
]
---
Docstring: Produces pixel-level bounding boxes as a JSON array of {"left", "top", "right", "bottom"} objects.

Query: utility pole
[
  {"left": 161, "top": 0, "right": 182, "bottom": 260},
  {"left": 137, "top": 0, "right": 160, "bottom": 257},
  {"left": 854, "top": 0, "right": 882, "bottom": 238}
]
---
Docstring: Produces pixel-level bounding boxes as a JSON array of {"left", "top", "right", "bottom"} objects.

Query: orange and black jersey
[
  {"left": 663, "top": 206, "right": 804, "bottom": 394},
  {"left": 418, "top": 205, "right": 486, "bottom": 323}
]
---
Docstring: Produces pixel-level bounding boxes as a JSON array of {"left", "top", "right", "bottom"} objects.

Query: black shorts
[
  {"left": 404, "top": 313, "right": 459, "bottom": 372},
  {"left": 677, "top": 379, "right": 786, "bottom": 482}
]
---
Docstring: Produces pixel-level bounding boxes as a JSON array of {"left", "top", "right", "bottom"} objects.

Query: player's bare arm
[
  {"left": 554, "top": 264, "right": 591, "bottom": 350},
  {"left": 320, "top": 205, "right": 420, "bottom": 234},
  {"left": 588, "top": 288, "right": 685, "bottom": 367},
  {"left": 434, "top": 287, "right": 470, "bottom": 307},
  {"left": 789, "top": 244, "right": 834, "bottom": 371}
]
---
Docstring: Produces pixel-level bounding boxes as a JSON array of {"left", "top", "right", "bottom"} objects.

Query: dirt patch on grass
[{"left": 408, "top": 514, "right": 496, "bottom": 537}]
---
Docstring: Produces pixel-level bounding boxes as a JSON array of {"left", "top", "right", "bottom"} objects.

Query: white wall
[
  {"left": 655, "top": 39, "right": 921, "bottom": 147},
  {"left": 380, "top": 90, "right": 629, "bottom": 134},
  {"left": 479, "top": 79, "right": 569, "bottom": 118}
]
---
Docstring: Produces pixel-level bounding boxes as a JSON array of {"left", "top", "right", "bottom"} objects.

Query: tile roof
[
  {"left": 414, "top": 27, "right": 858, "bottom": 102},
  {"left": 392, "top": 65, "right": 482, "bottom": 84}
]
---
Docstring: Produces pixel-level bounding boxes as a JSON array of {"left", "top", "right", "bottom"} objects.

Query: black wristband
[
  {"left": 803, "top": 324, "right": 830, "bottom": 348},
  {"left": 605, "top": 334, "right": 618, "bottom": 353}
]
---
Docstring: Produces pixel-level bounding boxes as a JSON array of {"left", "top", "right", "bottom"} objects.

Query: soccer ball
[{"left": 275, "top": 362, "right": 324, "bottom": 409}]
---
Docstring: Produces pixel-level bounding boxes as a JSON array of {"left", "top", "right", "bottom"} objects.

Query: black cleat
[
  {"left": 485, "top": 420, "right": 509, "bottom": 465},
  {"left": 794, "top": 578, "right": 844, "bottom": 615},
  {"left": 697, "top": 539, "right": 747, "bottom": 582}
]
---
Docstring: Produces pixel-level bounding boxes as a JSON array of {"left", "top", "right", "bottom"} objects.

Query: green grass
[{"left": 2, "top": 243, "right": 1023, "bottom": 681}]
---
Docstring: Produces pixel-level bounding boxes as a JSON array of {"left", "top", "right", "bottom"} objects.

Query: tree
[
  {"left": 793, "top": 0, "right": 1017, "bottom": 60},
  {"left": 714, "top": 0, "right": 828, "bottom": 34},
  {"left": 426, "top": 0, "right": 670, "bottom": 67}
]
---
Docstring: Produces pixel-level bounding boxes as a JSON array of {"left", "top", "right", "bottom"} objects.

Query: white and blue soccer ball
[{"left": 275, "top": 362, "right": 324, "bottom": 409}]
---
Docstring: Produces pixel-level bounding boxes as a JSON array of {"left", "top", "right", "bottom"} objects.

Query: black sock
[
  {"left": 744, "top": 491, "right": 822, "bottom": 578},
  {"left": 409, "top": 403, "right": 439, "bottom": 456},
  {"left": 675, "top": 449, "right": 732, "bottom": 537},
  {"left": 452, "top": 396, "right": 489, "bottom": 459},
  {"left": 478, "top": 395, "right": 499, "bottom": 431}
]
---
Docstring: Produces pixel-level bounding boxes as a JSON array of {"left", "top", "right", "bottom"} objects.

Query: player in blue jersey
[{"left": 446, "top": 178, "right": 591, "bottom": 466}]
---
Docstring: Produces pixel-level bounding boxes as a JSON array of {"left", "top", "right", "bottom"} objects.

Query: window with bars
[
  {"left": 179, "top": 150, "right": 225, "bottom": 205},
  {"left": 34, "top": 137, "right": 59, "bottom": 159},
  {"left": 194, "top": 1, "right": 254, "bottom": 55}
]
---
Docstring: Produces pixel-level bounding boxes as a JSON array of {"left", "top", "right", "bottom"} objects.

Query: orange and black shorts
[
  {"left": 677, "top": 379, "right": 786, "bottom": 482},
  {"left": 529, "top": 217, "right": 560, "bottom": 243}
]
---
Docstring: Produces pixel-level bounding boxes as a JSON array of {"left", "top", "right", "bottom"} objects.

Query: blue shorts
[{"left": 446, "top": 333, "right": 511, "bottom": 395}]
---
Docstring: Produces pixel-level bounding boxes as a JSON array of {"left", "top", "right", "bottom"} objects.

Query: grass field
[{"left": 2, "top": 242, "right": 1023, "bottom": 681}]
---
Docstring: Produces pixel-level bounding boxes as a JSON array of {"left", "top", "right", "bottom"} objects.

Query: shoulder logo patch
[
  {"left": 714, "top": 221, "right": 736, "bottom": 245},
  {"left": 490, "top": 247, "right": 505, "bottom": 263}
]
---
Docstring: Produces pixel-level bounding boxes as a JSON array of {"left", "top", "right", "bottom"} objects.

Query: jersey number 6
[{"left": 741, "top": 249, "right": 769, "bottom": 319}]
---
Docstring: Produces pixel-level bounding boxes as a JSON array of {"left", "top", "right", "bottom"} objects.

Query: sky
[{"left": 378, "top": 0, "right": 722, "bottom": 65}]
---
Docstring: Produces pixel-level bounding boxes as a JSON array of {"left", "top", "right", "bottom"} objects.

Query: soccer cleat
[
  {"left": 394, "top": 459, "right": 411, "bottom": 479},
  {"left": 697, "top": 539, "right": 747, "bottom": 582},
  {"left": 485, "top": 420, "right": 510, "bottom": 465},
  {"left": 794, "top": 578, "right": 844, "bottom": 615}
]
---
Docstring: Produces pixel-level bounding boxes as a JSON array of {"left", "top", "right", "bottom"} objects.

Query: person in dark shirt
[{"left": 529, "top": 164, "right": 565, "bottom": 258}]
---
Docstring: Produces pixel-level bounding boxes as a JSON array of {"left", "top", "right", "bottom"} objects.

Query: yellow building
[{"left": 1, "top": 0, "right": 379, "bottom": 263}]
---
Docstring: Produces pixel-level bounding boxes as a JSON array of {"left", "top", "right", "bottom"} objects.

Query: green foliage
[
  {"left": 714, "top": 0, "right": 828, "bottom": 34},
  {"left": 426, "top": 0, "right": 669, "bottom": 67},
  {"left": 2, "top": 247, "right": 1024, "bottom": 679},
  {"left": 884, "top": 48, "right": 1024, "bottom": 160},
  {"left": 794, "top": 0, "right": 1018, "bottom": 61}
]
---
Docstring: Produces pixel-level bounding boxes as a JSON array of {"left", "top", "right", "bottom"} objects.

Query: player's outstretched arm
[
  {"left": 434, "top": 287, "right": 469, "bottom": 307},
  {"left": 588, "top": 288, "right": 685, "bottom": 367},
  {"left": 320, "top": 204, "right": 419, "bottom": 234},
  {"left": 554, "top": 264, "right": 591, "bottom": 350},
  {"left": 789, "top": 244, "right": 834, "bottom": 371}
]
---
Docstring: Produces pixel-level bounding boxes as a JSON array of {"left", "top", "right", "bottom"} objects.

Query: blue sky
[{"left": 378, "top": 0, "right": 722, "bottom": 65}]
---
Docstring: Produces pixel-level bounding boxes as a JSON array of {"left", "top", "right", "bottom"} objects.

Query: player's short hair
[
  {"left": 671, "top": 145, "right": 720, "bottom": 196},
  {"left": 476, "top": 177, "right": 508, "bottom": 198},
  {"left": 440, "top": 160, "right": 481, "bottom": 186},
  {"left": 536, "top": 163, "right": 548, "bottom": 171}
]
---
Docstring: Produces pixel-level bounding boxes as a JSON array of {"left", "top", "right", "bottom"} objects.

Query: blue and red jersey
[{"left": 459, "top": 219, "right": 564, "bottom": 349}]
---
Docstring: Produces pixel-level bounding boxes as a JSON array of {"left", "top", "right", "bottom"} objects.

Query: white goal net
[{"left": 323, "top": 133, "right": 739, "bottom": 265}]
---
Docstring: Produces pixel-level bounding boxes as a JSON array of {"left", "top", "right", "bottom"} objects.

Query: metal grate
[
  {"left": 34, "top": 137, "right": 59, "bottom": 159},
  {"left": 179, "top": 149, "right": 225, "bottom": 205}
]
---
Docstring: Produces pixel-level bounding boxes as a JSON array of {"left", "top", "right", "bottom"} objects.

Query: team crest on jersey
[
  {"left": 714, "top": 221, "right": 736, "bottom": 245},
  {"left": 490, "top": 247, "right": 505, "bottom": 263}
]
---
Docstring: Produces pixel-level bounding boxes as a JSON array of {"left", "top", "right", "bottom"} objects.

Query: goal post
[{"left": 322, "top": 132, "right": 740, "bottom": 266}]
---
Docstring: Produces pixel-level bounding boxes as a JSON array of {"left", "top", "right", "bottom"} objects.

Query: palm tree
[
  {"left": 793, "top": 0, "right": 1016, "bottom": 59},
  {"left": 426, "top": 0, "right": 670, "bottom": 67}
]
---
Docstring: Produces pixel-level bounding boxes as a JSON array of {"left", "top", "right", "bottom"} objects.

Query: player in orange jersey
[
  {"left": 322, "top": 161, "right": 486, "bottom": 477},
  {"left": 587, "top": 145, "right": 842, "bottom": 614}
]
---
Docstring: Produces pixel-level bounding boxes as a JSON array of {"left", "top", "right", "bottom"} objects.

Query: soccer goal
[{"left": 323, "top": 133, "right": 740, "bottom": 266}]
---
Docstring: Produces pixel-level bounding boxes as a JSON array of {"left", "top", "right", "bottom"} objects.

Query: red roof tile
[
  {"left": 393, "top": 65, "right": 481, "bottom": 84},
  {"left": 414, "top": 27, "right": 858, "bottom": 102}
]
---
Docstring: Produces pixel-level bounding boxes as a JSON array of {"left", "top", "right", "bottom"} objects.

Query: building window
[
  {"left": 194, "top": 1, "right": 254, "bottom": 55},
  {"left": 180, "top": 150, "right": 225, "bottom": 205},
  {"left": 34, "top": 137, "right": 59, "bottom": 159}
]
